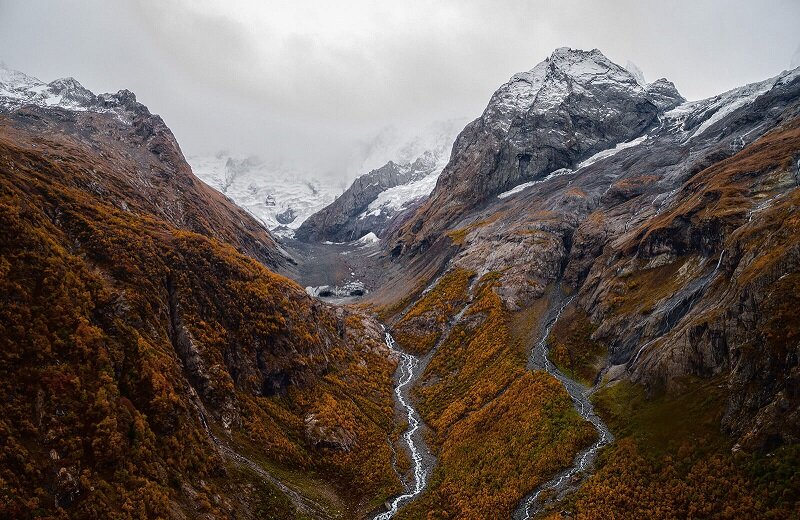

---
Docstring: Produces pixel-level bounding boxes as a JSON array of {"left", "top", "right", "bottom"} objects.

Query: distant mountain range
[{"left": 189, "top": 119, "right": 465, "bottom": 239}]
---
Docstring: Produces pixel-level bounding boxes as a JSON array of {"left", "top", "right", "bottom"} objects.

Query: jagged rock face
[
  {"left": 276, "top": 206, "right": 297, "bottom": 224},
  {"left": 391, "top": 48, "right": 685, "bottom": 257},
  {"left": 573, "top": 112, "right": 800, "bottom": 450},
  {"left": 645, "top": 78, "right": 684, "bottom": 112},
  {"left": 296, "top": 158, "right": 433, "bottom": 242}
]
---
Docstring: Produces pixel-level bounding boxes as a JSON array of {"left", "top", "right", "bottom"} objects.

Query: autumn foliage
[
  {"left": 396, "top": 275, "right": 596, "bottom": 519},
  {"left": 392, "top": 268, "right": 474, "bottom": 355},
  {"left": 0, "top": 120, "right": 399, "bottom": 518},
  {"left": 547, "top": 380, "right": 800, "bottom": 519}
]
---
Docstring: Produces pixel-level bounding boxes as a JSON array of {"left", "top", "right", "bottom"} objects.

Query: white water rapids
[{"left": 373, "top": 331, "right": 428, "bottom": 520}]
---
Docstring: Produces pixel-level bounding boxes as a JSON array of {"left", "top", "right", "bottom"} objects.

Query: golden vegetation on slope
[
  {"left": 541, "top": 119, "right": 800, "bottom": 519},
  {"left": 415, "top": 274, "right": 524, "bottom": 432},
  {"left": 395, "top": 276, "right": 596, "bottom": 519},
  {"left": 0, "top": 125, "right": 399, "bottom": 518},
  {"left": 392, "top": 268, "right": 474, "bottom": 355},
  {"left": 585, "top": 118, "right": 800, "bottom": 449},
  {"left": 406, "top": 372, "right": 595, "bottom": 519},
  {"left": 544, "top": 380, "right": 800, "bottom": 519}
]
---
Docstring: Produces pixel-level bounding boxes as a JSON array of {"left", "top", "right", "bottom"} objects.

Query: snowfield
[
  {"left": 361, "top": 164, "right": 445, "bottom": 218},
  {"left": 189, "top": 154, "right": 341, "bottom": 238}
]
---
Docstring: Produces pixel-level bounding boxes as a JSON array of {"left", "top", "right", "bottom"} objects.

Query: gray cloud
[{"left": 1, "top": 0, "right": 798, "bottom": 181}]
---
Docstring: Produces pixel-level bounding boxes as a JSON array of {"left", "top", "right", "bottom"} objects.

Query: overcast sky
[{"left": 1, "top": 0, "right": 798, "bottom": 179}]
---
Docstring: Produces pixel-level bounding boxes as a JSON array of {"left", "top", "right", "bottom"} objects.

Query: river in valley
[
  {"left": 373, "top": 331, "right": 431, "bottom": 520},
  {"left": 514, "top": 296, "right": 613, "bottom": 520}
]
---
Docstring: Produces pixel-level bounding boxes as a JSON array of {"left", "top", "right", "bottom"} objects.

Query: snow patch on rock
[
  {"left": 497, "top": 168, "right": 574, "bottom": 199},
  {"left": 484, "top": 48, "right": 648, "bottom": 133},
  {"left": 361, "top": 165, "right": 443, "bottom": 218},
  {"left": 354, "top": 232, "right": 380, "bottom": 245},
  {"left": 577, "top": 135, "right": 648, "bottom": 169},
  {"left": 665, "top": 67, "right": 800, "bottom": 141}
]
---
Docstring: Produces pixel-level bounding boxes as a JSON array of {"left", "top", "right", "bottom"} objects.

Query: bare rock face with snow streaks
[{"left": 390, "top": 47, "right": 684, "bottom": 257}]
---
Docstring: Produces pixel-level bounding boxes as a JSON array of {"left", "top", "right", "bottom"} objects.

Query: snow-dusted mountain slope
[
  {"left": 0, "top": 62, "right": 149, "bottom": 125},
  {"left": 0, "top": 63, "right": 95, "bottom": 111},
  {"left": 0, "top": 60, "right": 465, "bottom": 242},
  {"left": 362, "top": 164, "right": 443, "bottom": 218},
  {"left": 432, "top": 48, "right": 800, "bottom": 209},
  {"left": 295, "top": 121, "right": 463, "bottom": 243},
  {"left": 663, "top": 66, "right": 800, "bottom": 141},
  {"left": 349, "top": 118, "right": 467, "bottom": 178},
  {"left": 189, "top": 153, "right": 341, "bottom": 237}
]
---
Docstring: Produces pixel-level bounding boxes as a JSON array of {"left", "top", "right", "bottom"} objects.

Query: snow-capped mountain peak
[
  {"left": 188, "top": 153, "right": 341, "bottom": 237},
  {"left": 547, "top": 47, "right": 636, "bottom": 84},
  {"left": 485, "top": 48, "right": 653, "bottom": 132},
  {"left": 193, "top": 119, "right": 465, "bottom": 241},
  {"left": 0, "top": 63, "right": 97, "bottom": 111},
  {"left": 0, "top": 63, "right": 157, "bottom": 128}
]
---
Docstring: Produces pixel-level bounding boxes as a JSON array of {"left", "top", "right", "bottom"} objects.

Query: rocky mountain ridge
[
  {"left": 0, "top": 63, "right": 290, "bottom": 269},
  {"left": 357, "top": 49, "right": 800, "bottom": 518},
  {"left": 389, "top": 48, "right": 685, "bottom": 256},
  {"left": 2, "top": 49, "right": 800, "bottom": 520},
  {"left": 295, "top": 149, "right": 448, "bottom": 243},
  {"left": 192, "top": 119, "right": 464, "bottom": 241}
]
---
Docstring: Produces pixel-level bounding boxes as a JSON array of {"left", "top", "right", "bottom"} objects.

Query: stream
[
  {"left": 372, "top": 283, "right": 612, "bottom": 519},
  {"left": 373, "top": 331, "right": 431, "bottom": 520},
  {"left": 374, "top": 279, "right": 475, "bottom": 519},
  {"left": 513, "top": 296, "right": 613, "bottom": 520}
]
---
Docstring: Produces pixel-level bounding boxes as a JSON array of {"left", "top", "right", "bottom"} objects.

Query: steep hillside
[
  {"left": 371, "top": 49, "right": 800, "bottom": 518},
  {"left": 0, "top": 88, "right": 401, "bottom": 517},
  {"left": 3, "top": 49, "right": 800, "bottom": 520},
  {"left": 389, "top": 48, "right": 683, "bottom": 257},
  {"left": 296, "top": 157, "right": 436, "bottom": 243},
  {"left": 579, "top": 116, "right": 800, "bottom": 448}
]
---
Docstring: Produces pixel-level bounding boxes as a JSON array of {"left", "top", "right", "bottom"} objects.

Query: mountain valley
[{"left": 1, "top": 43, "right": 799, "bottom": 520}]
